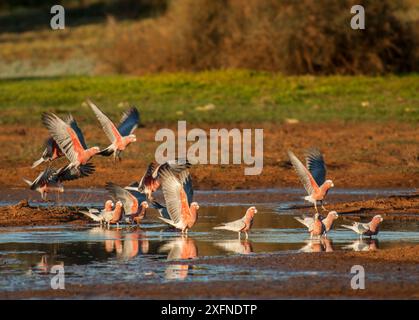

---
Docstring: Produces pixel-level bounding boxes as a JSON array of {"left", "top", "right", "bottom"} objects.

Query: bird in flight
[
  {"left": 87, "top": 99, "right": 139, "bottom": 162},
  {"left": 42, "top": 112, "right": 100, "bottom": 169}
]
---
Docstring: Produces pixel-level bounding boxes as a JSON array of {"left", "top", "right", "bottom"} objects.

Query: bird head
[
  {"left": 246, "top": 206, "right": 258, "bottom": 218},
  {"left": 115, "top": 201, "right": 123, "bottom": 208},
  {"left": 372, "top": 215, "right": 383, "bottom": 223},
  {"left": 105, "top": 200, "right": 114, "bottom": 211},
  {"left": 191, "top": 202, "right": 200, "bottom": 210},
  {"left": 325, "top": 180, "right": 334, "bottom": 188},
  {"left": 91, "top": 146, "right": 101, "bottom": 155},
  {"left": 128, "top": 134, "right": 137, "bottom": 143},
  {"left": 141, "top": 201, "right": 149, "bottom": 209},
  {"left": 328, "top": 211, "right": 339, "bottom": 220}
]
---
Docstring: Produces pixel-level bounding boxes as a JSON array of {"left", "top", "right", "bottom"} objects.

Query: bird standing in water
[
  {"left": 213, "top": 206, "right": 258, "bottom": 239},
  {"left": 295, "top": 211, "right": 339, "bottom": 237},
  {"left": 341, "top": 215, "right": 383, "bottom": 238},
  {"left": 288, "top": 149, "right": 334, "bottom": 213},
  {"left": 157, "top": 168, "right": 199, "bottom": 234}
]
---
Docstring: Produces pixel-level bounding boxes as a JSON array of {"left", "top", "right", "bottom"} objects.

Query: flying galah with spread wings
[
  {"left": 213, "top": 206, "right": 258, "bottom": 239},
  {"left": 295, "top": 211, "right": 339, "bottom": 237},
  {"left": 288, "top": 149, "right": 334, "bottom": 213},
  {"left": 42, "top": 112, "right": 100, "bottom": 168},
  {"left": 157, "top": 168, "right": 199, "bottom": 233},
  {"left": 87, "top": 99, "right": 139, "bottom": 162},
  {"left": 125, "top": 159, "right": 191, "bottom": 200},
  {"left": 24, "top": 163, "right": 95, "bottom": 200},
  {"left": 106, "top": 182, "right": 148, "bottom": 225},
  {"left": 341, "top": 215, "right": 383, "bottom": 238}
]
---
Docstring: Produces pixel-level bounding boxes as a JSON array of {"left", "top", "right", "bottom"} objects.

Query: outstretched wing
[
  {"left": 152, "top": 159, "right": 191, "bottom": 179},
  {"left": 159, "top": 168, "right": 190, "bottom": 226},
  {"left": 287, "top": 150, "right": 319, "bottom": 195},
  {"left": 179, "top": 170, "right": 193, "bottom": 206},
  {"left": 138, "top": 163, "right": 156, "bottom": 191},
  {"left": 150, "top": 200, "right": 171, "bottom": 219},
  {"left": 54, "top": 163, "right": 95, "bottom": 182},
  {"left": 106, "top": 182, "right": 139, "bottom": 215},
  {"left": 87, "top": 99, "right": 122, "bottom": 144},
  {"left": 305, "top": 148, "right": 326, "bottom": 187},
  {"left": 42, "top": 112, "right": 85, "bottom": 164},
  {"left": 64, "top": 114, "right": 88, "bottom": 149},
  {"left": 28, "top": 167, "right": 56, "bottom": 190},
  {"left": 118, "top": 107, "right": 140, "bottom": 136}
]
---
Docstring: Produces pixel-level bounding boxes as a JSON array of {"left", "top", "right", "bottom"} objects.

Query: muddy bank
[
  {"left": 1, "top": 245, "right": 418, "bottom": 299},
  {"left": 0, "top": 200, "right": 89, "bottom": 227},
  {"left": 0, "top": 122, "right": 418, "bottom": 190},
  {"left": 324, "top": 194, "right": 419, "bottom": 220}
]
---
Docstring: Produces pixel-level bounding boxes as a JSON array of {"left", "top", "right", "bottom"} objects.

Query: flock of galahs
[{"left": 25, "top": 102, "right": 383, "bottom": 239}]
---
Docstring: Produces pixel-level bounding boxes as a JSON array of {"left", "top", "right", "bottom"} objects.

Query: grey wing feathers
[
  {"left": 150, "top": 200, "right": 171, "bottom": 219},
  {"left": 41, "top": 112, "right": 78, "bottom": 164},
  {"left": 287, "top": 150, "right": 316, "bottom": 194},
  {"left": 214, "top": 218, "right": 246, "bottom": 232},
  {"left": 54, "top": 163, "right": 95, "bottom": 182},
  {"left": 159, "top": 168, "right": 184, "bottom": 224},
  {"left": 305, "top": 148, "right": 326, "bottom": 186},
  {"left": 105, "top": 182, "right": 135, "bottom": 214}
]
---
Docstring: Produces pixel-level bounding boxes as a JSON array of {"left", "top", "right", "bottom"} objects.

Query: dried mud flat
[
  {"left": 0, "top": 122, "right": 418, "bottom": 190},
  {"left": 1, "top": 245, "right": 418, "bottom": 299}
]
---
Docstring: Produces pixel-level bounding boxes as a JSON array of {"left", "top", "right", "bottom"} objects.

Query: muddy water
[{"left": 0, "top": 188, "right": 418, "bottom": 292}]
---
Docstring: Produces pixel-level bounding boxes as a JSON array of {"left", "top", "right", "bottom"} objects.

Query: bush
[{"left": 96, "top": 0, "right": 419, "bottom": 75}]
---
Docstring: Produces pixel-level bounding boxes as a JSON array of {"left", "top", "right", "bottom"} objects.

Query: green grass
[{"left": 0, "top": 70, "right": 418, "bottom": 125}]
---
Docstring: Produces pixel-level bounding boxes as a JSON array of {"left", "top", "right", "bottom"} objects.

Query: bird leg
[
  {"left": 245, "top": 232, "right": 249, "bottom": 240},
  {"left": 314, "top": 202, "right": 319, "bottom": 214},
  {"left": 238, "top": 232, "right": 241, "bottom": 240},
  {"left": 320, "top": 201, "right": 327, "bottom": 211}
]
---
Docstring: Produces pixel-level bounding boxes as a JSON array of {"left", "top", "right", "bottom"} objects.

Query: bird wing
[
  {"left": 214, "top": 218, "right": 246, "bottom": 232},
  {"left": 305, "top": 148, "right": 326, "bottom": 187},
  {"left": 294, "top": 216, "right": 314, "bottom": 231},
  {"left": 64, "top": 114, "right": 88, "bottom": 149},
  {"left": 54, "top": 163, "right": 95, "bottom": 182},
  {"left": 159, "top": 168, "right": 190, "bottom": 226},
  {"left": 287, "top": 150, "right": 320, "bottom": 195},
  {"left": 42, "top": 112, "right": 85, "bottom": 164},
  {"left": 152, "top": 159, "right": 191, "bottom": 179},
  {"left": 27, "top": 167, "right": 56, "bottom": 190},
  {"left": 150, "top": 200, "right": 170, "bottom": 219},
  {"left": 179, "top": 170, "right": 193, "bottom": 206},
  {"left": 138, "top": 163, "right": 156, "bottom": 190},
  {"left": 118, "top": 107, "right": 140, "bottom": 136},
  {"left": 106, "top": 182, "right": 138, "bottom": 215},
  {"left": 87, "top": 99, "right": 122, "bottom": 144}
]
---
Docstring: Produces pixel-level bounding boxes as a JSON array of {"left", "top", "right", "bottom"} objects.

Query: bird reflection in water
[
  {"left": 215, "top": 239, "right": 253, "bottom": 255},
  {"left": 159, "top": 236, "right": 198, "bottom": 280},
  {"left": 300, "top": 238, "right": 334, "bottom": 253},
  {"left": 90, "top": 227, "right": 149, "bottom": 260},
  {"left": 343, "top": 239, "right": 379, "bottom": 252},
  {"left": 31, "top": 255, "right": 64, "bottom": 275}
]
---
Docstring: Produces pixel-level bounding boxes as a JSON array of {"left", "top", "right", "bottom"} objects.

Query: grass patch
[{"left": 0, "top": 70, "right": 418, "bottom": 125}]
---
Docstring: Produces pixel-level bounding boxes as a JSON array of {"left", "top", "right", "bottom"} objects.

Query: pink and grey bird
[
  {"left": 79, "top": 199, "right": 114, "bottom": 225},
  {"left": 213, "top": 206, "right": 258, "bottom": 239},
  {"left": 87, "top": 99, "right": 139, "bottom": 161},
  {"left": 288, "top": 149, "right": 334, "bottom": 213},
  {"left": 126, "top": 159, "right": 191, "bottom": 200},
  {"left": 295, "top": 211, "right": 339, "bottom": 237},
  {"left": 341, "top": 215, "right": 383, "bottom": 238},
  {"left": 24, "top": 163, "right": 95, "bottom": 200},
  {"left": 42, "top": 112, "right": 100, "bottom": 169},
  {"left": 157, "top": 168, "right": 199, "bottom": 233},
  {"left": 106, "top": 182, "right": 148, "bottom": 225}
]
